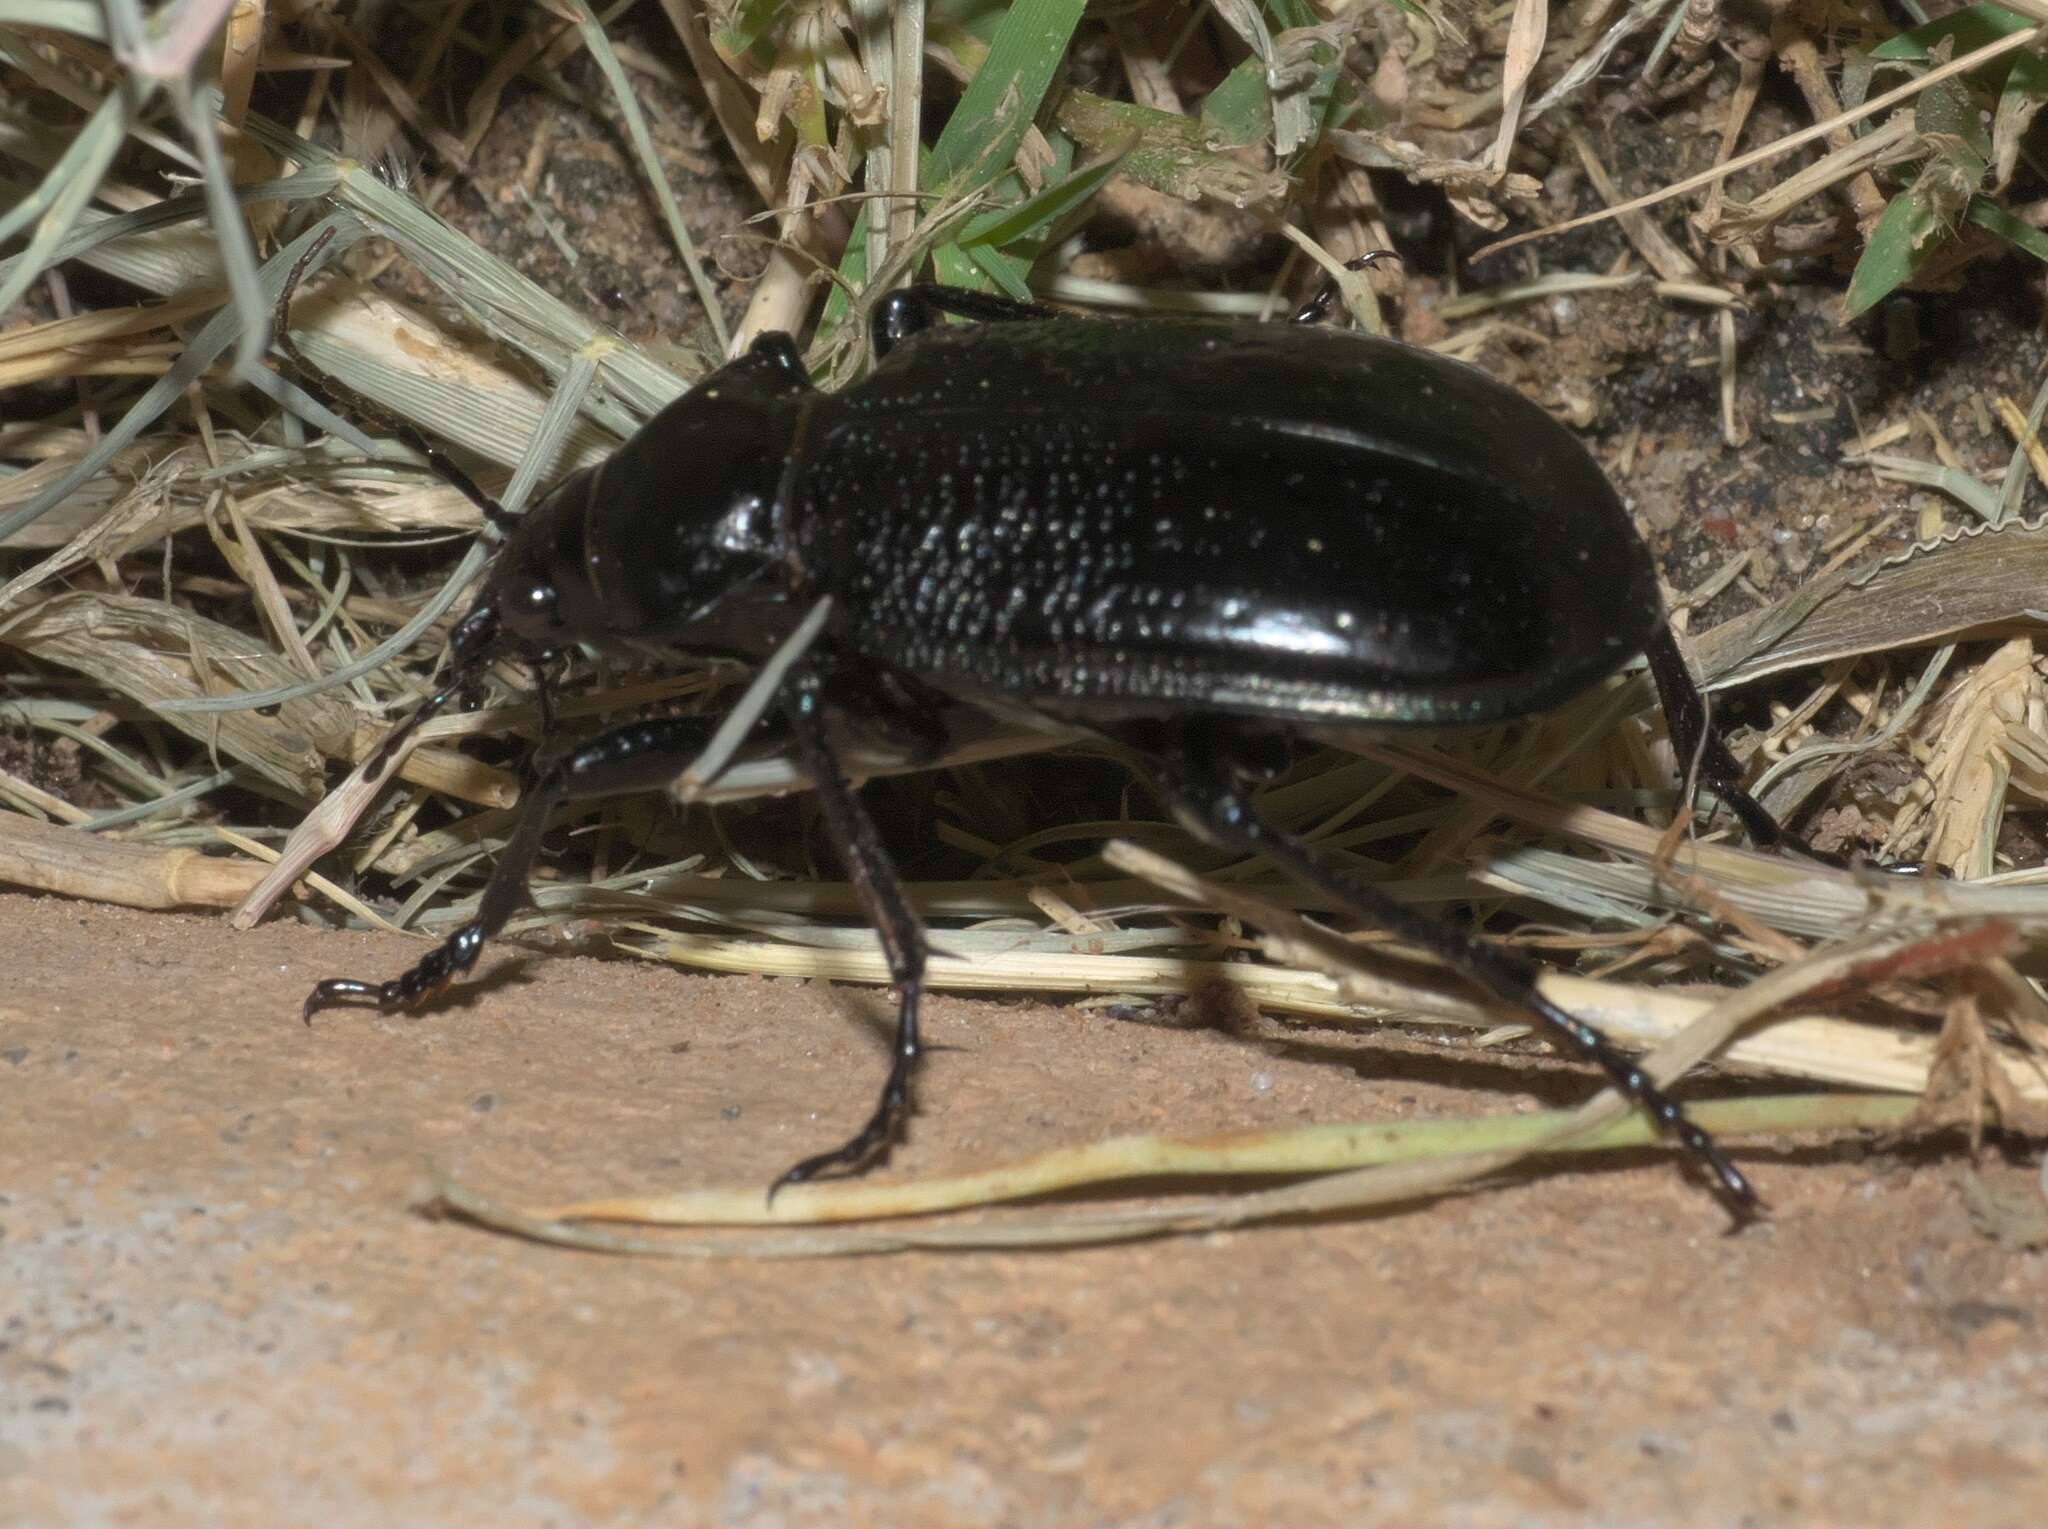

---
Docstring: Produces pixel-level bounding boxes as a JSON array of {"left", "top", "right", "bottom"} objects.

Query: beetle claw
[
  {"left": 764, "top": 1051, "right": 916, "bottom": 1206},
  {"left": 302, "top": 977, "right": 388, "bottom": 1023}
]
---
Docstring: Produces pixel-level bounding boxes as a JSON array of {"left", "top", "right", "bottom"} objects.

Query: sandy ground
[{"left": 2, "top": 889, "right": 2044, "bottom": 1527}]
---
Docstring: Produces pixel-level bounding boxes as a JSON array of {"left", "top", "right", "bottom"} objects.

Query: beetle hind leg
[
  {"left": 1642, "top": 625, "right": 1793, "bottom": 853},
  {"left": 1142, "top": 725, "right": 1759, "bottom": 1216}
]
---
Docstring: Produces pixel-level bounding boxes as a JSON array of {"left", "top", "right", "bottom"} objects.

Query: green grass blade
[
  {"left": 958, "top": 147, "right": 1123, "bottom": 249},
  {"left": 927, "top": 0, "right": 1086, "bottom": 191},
  {"left": 1845, "top": 186, "right": 1941, "bottom": 318},
  {"left": 1871, "top": 1, "right": 2031, "bottom": 62},
  {"left": 169, "top": 79, "right": 272, "bottom": 379},
  {"left": 0, "top": 83, "right": 133, "bottom": 319}
]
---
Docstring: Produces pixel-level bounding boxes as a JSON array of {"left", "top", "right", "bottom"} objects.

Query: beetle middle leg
[
  {"left": 768, "top": 662, "right": 932, "bottom": 1195},
  {"left": 1140, "top": 720, "right": 1758, "bottom": 1214},
  {"left": 303, "top": 716, "right": 722, "bottom": 1019}
]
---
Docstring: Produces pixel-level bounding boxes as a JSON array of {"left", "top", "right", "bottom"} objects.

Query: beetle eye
[{"left": 499, "top": 575, "right": 561, "bottom": 636}]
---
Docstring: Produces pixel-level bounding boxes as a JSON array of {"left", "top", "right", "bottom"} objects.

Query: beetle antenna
[{"left": 274, "top": 224, "right": 522, "bottom": 535}]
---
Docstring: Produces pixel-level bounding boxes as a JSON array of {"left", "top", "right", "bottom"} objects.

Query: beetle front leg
[
  {"left": 1143, "top": 727, "right": 1760, "bottom": 1218},
  {"left": 304, "top": 716, "right": 721, "bottom": 1020},
  {"left": 769, "top": 664, "right": 931, "bottom": 1196}
]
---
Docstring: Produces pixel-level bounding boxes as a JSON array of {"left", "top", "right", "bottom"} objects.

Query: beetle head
[
  {"left": 367, "top": 337, "right": 815, "bottom": 776},
  {"left": 485, "top": 462, "right": 610, "bottom": 650}
]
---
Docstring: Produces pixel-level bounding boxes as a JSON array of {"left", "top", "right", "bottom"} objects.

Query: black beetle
[{"left": 305, "top": 277, "right": 1787, "bottom": 1212}]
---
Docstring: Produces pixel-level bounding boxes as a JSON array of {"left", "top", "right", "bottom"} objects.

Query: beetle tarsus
[
  {"left": 1641, "top": 624, "right": 1794, "bottom": 854},
  {"left": 302, "top": 978, "right": 382, "bottom": 1022},
  {"left": 1515, "top": 982, "right": 1755, "bottom": 1215},
  {"left": 1641, "top": 627, "right": 1875, "bottom": 873},
  {"left": 1293, "top": 250, "right": 1401, "bottom": 325},
  {"left": 304, "top": 922, "right": 486, "bottom": 1022},
  {"left": 767, "top": 1029, "right": 920, "bottom": 1202},
  {"left": 304, "top": 715, "right": 722, "bottom": 1024}
]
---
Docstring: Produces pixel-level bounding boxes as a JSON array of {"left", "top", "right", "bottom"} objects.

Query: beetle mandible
[{"left": 305, "top": 275, "right": 1788, "bottom": 1212}]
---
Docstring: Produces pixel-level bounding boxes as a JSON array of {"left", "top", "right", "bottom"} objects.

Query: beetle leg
[
  {"left": 303, "top": 716, "right": 721, "bottom": 1020},
  {"left": 1144, "top": 726, "right": 1760, "bottom": 1217},
  {"left": 769, "top": 664, "right": 930, "bottom": 1196},
  {"left": 872, "top": 285, "right": 1058, "bottom": 357},
  {"left": 365, "top": 603, "right": 503, "bottom": 776},
  {"left": 1292, "top": 251, "right": 1400, "bottom": 326},
  {"left": 1642, "top": 625, "right": 1793, "bottom": 852}
]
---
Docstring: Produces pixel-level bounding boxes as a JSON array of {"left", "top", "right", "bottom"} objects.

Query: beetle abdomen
[{"left": 798, "top": 321, "right": 1658, "bottom": 728}]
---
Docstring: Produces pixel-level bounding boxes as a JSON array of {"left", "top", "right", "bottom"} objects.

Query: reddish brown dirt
[{"left": 3, "top": 890, "right": 2044, "bottom": 1526}]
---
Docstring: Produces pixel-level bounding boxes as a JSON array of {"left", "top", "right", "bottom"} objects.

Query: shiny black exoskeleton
[{"left": 307, "top": 279, "right": 1785, "bottom": 1213}]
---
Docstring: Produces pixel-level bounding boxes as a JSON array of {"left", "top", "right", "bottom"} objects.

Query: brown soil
[{"left": 4, "top": 891, "right": 2044, "bottom": 1526}]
